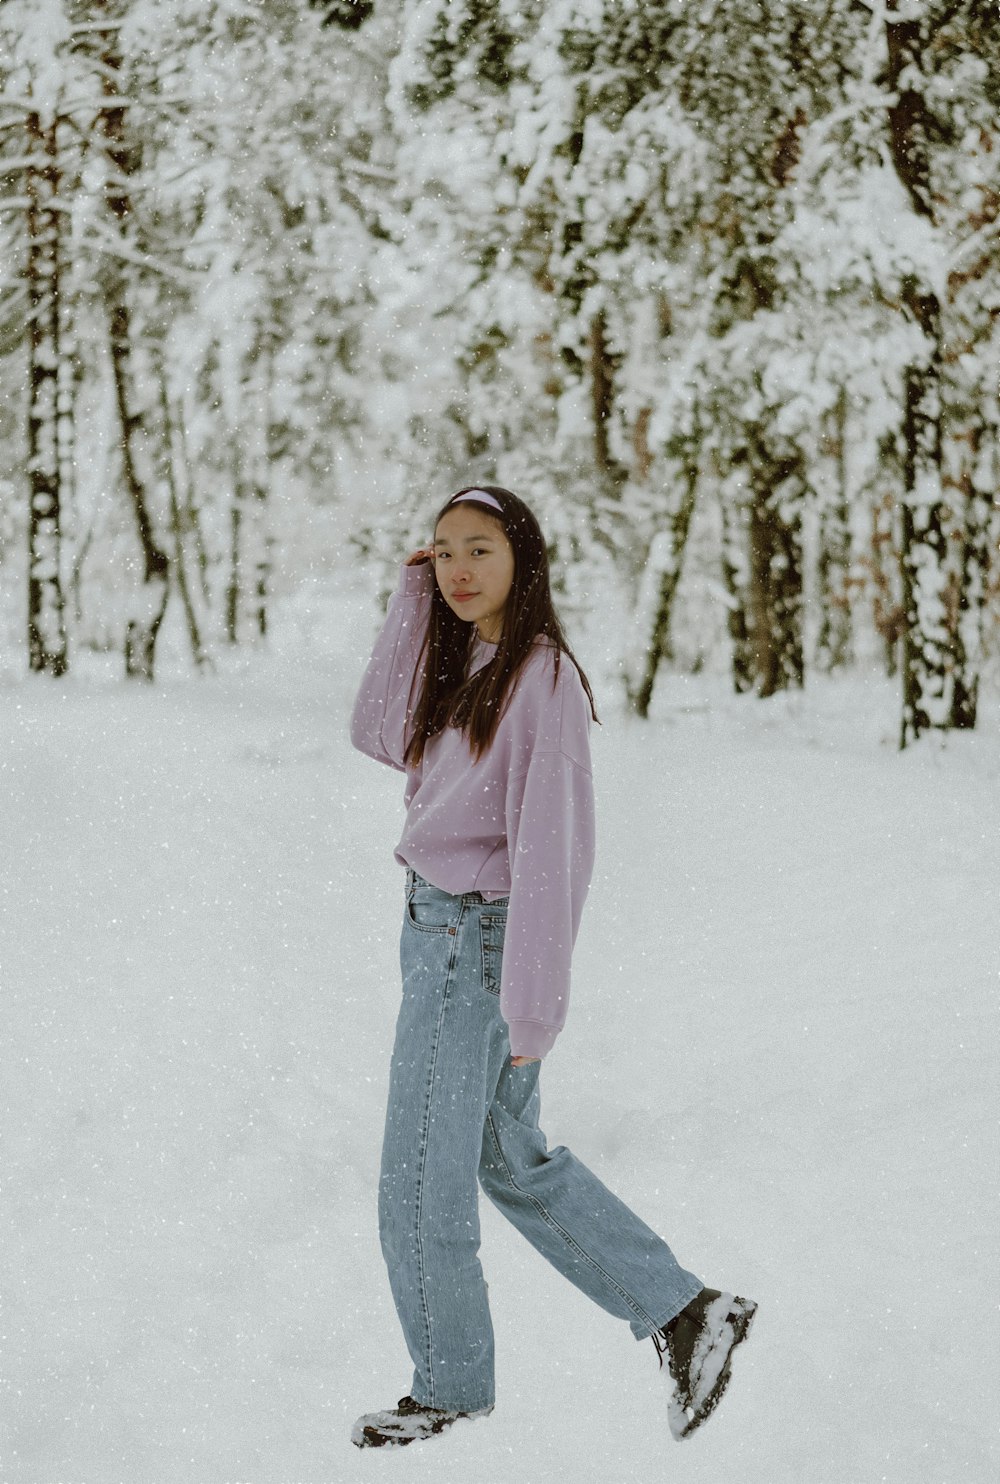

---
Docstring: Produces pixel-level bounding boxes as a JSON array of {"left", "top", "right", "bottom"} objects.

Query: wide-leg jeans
[{"left": 377, "top": 869, "right": 703, "bottom": 1412}]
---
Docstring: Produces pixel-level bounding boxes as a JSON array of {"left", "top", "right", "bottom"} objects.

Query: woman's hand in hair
[
  {"left": 510, "top": 1056, "right": 540, "bottom": 1067},
  {"left": 404, "top": 546, "right": 435, "bottom": 566}
]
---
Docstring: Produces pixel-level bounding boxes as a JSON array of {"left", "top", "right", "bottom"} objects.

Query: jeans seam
[
  {"left": 479, "top": 915, "right": 503, "bottom": 995},
  {"left": 484, "top": 1112, "right": 661, "bottom": 1333},
  {"left": 412, "top": 907, "right": 463, "bottom": 1407},
  {"left": 404, "top": 888, "right": 452, "bottom": 934}
]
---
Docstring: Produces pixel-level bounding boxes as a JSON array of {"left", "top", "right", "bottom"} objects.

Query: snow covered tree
[
  {"left": 10, "top": 0, "right": 387, "bottom": 672},
  {"left": 1, "top": 0, "right": 994, "bottom": 726},
  {"left": 2, "top": 0, "right": 204, "bottom": 679},
  {"left": 384, "top": 0, "right": 888, "bottom": 705},
  {"left": 932, "top": 3, "right": 1000, "bottom": 731},
  {"left": 663, "top": 1, "right": 874, "bottom": 699},
  {"left": 877, "top": 0, "right": 1000, "bottom": 743},
  {"left": 883, "top": 0, "right": 953, "bottom": 743},
  {"left": 177, "top": 0, "right": 396, "bottom": 638},
  {"left": 387, "top": 1, "right": 717, "bottom": 684}
]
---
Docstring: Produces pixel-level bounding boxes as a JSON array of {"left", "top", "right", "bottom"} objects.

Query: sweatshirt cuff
[
  {"left": 506, "top": 1020, "right": 560, "bottom": 1060},
  {"left": 397, "top": 560, "right": 435, "bottom": 596}
]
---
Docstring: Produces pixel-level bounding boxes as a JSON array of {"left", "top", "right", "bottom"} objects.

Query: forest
[
  {"left": 1, "top": 0, "right": 998, "bottom": 747},
  {"left": 4, "top": 8, "right": 998, "bottom": 1477}
]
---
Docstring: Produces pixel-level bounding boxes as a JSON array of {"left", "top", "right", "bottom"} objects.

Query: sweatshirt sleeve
[
  {"left": 499, "top": 663, "right": 596, "bottom": 1059},
  {"left": 350, "top": 562, "right": 434, "bottom": 772}
]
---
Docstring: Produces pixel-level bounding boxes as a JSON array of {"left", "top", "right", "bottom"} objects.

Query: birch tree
[
  {"left": 23, "top": 105, "right": 70, "bottom": 676},
  {"left": 1, "top": 1, "right": 77, "bottom": 675}
]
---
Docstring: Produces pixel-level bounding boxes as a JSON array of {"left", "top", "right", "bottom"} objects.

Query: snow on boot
[
  {"left": 652, "top": 1288, "right": 757, "bottom": 1440},
  {"left": 351, "top": 1393, "right": 494, "bottom": 1449}
]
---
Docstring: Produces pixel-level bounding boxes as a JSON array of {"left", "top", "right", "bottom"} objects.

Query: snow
[{"left": 3, "top": 643, "right": 997, "bottom": 1483}]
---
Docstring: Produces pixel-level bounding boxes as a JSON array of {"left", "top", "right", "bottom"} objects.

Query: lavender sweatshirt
[{"left": 350, "top": 561, "right": 596, "bottom": 1059}]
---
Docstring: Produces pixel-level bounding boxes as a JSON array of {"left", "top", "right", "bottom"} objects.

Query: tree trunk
[
  {"left": 106, "top": 307, "right": 171, "bottom": 680},
  {"left": 885, "top": 6, "right": 956, "bottom": 747},
  {"left": 945, "top": 421, "right": 990, "bottom": 730},
  {"left": 816, "top": 387, "right": 853, "bottom": 672},
  {"left": 897, "top": 312, "right": 950, "bottom": 746},
  {"left": 158, "top": 367, "right": 209, "bottom": 669},
  {"left": 588, "top": 308, "right": 630, "bottom": 559},
  {"left": 590, "top": 308, "right": 621, "bottom": 485},
  {"left": 226, "top": 472, "right": 271, "bottom": 645},
  {"left": 720, "top": 475, "right": 755, "bottom": 695},
  {"left": 225, "top": 349, "right": 274, "bottom": 646},
  {"left": 630, "top": 445, "right": 699, "bottom": 718},
  {"left": 173, "top": 401, "right": 212, "bottom": 607},
  {"left": 247, "top": 352, "right": 273, "bottom": 641},
  {"left": 25, "top": 110, "right": 68, "bottom": 677},
  {"left": 868, "top": 436, "right": 905, "bottom": 677},
  {"left": 226, "top": 494, "right": 242, "bottom": 645},
  {"left": 97, "top": 11, "right": 171, "bottom": 681},
  {"left": 746, "top": 433, "right": 805, "bottom": 697},
  {"left": 255, "top": 529, "right": 272, "bottom": 640}
]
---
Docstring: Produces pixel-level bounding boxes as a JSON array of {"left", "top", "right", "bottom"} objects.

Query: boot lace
[{"left": 651, "top": 1323, "right": 672, "bottom": 1371}]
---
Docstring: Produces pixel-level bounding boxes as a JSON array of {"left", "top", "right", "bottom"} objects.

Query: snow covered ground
[{"left": 3, "top": 640, "right": 998, "bottom": 1484}]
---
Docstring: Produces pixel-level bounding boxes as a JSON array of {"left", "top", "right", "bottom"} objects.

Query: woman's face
[{"left": 433, "top": 505, "right": 515, "bottom": 644}]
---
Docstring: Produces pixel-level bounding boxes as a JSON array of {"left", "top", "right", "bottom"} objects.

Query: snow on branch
[
  {"left": 67, "top": 19, "right": 126, "bottom": 32},
  {"left": 948, "top": 219, "right": 1000, "bottom": 270},
  {"left": 0, "top": 156, "right": 47, "bottom": 172},
  {"left": 793, "top": 90, "right": 892, "bottom": 188},
  {"left": 83, "top": 224, "right": 202, "bottom": 286},
  {"left": 49, "top": 93, "right": 199, "bottom": 116}
]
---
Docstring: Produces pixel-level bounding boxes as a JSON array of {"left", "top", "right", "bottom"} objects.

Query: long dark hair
[{"left": 404, "top": 486, "right": 600, "bottom": 768}]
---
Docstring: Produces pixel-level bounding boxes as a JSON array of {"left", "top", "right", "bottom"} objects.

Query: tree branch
[{"left": 83, "top": 224, "right": 202, "bottom": 285}]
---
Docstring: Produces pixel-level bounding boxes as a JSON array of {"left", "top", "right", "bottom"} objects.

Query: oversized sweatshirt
[{"left": 349, "top": 561, "right": 596, "bottom": 1059}]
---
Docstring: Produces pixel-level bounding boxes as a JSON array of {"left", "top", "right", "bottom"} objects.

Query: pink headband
[{"left": 450, "top": 489, "right": 504, "bottom": 514}]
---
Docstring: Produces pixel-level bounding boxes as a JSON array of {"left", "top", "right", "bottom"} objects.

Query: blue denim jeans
[{"left": 378, "top": 869, "right": 703, "bottom": 1412}]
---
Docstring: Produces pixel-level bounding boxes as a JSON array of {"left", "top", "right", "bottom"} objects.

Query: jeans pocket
[
  {"left": 405, "top": 885, "right": 455, "bottom": 934},
  {"left": 479, "top": 913, "right": 506, "bottom": 995}
]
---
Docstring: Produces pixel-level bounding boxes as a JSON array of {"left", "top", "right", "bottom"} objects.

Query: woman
[{"left": 349, "top": 485, "right": 756, "bottom": 1449}]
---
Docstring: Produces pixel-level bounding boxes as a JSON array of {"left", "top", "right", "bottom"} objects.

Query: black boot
[
  {"left": 652, "top": 1288, "right": 757, "bottom": 1440},
  {"left": 351, "top": 1394, "right": 494, "bottom": 1449}
]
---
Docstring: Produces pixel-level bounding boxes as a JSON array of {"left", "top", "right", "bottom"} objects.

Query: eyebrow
[{"left": 432, "top": 534, "right": 497, "bottom": 545}]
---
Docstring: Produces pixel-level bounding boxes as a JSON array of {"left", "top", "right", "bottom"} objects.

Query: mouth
[{"left": 452, "top": 593, "right": 478, "bottom": 603}]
